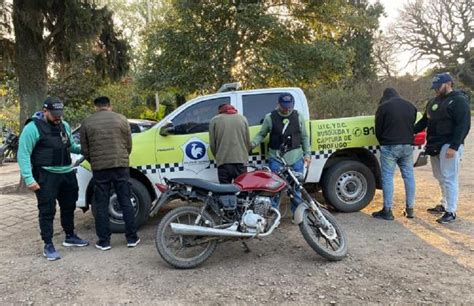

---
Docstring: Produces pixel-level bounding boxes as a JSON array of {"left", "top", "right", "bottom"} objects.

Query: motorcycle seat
[{"left": 168, "top": 178, "right": 241, "bottom": 194}]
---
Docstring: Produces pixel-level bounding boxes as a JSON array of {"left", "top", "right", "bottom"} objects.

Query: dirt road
[{"left": 0, "top": 136, "right": 473, "bottom": 304}]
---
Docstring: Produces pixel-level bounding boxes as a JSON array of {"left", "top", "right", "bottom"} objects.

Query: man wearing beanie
[
  {"left": 251, "top": 93, "right": 311, "bottom": 215},
  {"left": 373, "top": 88, "right": 418, "bottom": 221},
  {"left": 17, "top": 97, "right": 89, "bottom": 261},
  {"left": 209, "top": 103, "right": 251, "bottom": 184},
  {"left": 414, "top": 73, "right": 471, "bottom": 223}
]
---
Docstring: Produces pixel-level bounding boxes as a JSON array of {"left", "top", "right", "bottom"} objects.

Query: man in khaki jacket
[
  {"left": 209, "top": 104, "right": 251, "bottom": 184},
  {"left": 81, "top": 96, "right": 139, "bottom": 251}
]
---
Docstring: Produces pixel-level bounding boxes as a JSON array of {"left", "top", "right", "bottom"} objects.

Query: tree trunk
[
  {"left": 13, "top": 0, "right": 47, "bottom": 130},
  {"left": 13, "top": 0, "right": 47, "bottom": 191}
]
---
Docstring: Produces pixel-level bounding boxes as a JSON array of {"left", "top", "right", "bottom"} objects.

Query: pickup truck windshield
[{"left": 171, "top": 97, "right": 230, "bottom": 134}]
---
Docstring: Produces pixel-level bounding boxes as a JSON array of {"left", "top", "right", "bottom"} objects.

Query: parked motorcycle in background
[
  {"left": 154, "top": 139, "right": 348, "bottom": 269},
  {"left": 0, "top": 128, "right": 19, "bottom": 165}
]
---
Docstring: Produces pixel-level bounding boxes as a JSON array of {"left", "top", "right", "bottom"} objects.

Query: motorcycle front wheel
[
  {"left": 155, "top": 206, "right": 217, "bottom": 269},
  {"left": 299, "top": 207, "right": 348, "bottom": 261}
]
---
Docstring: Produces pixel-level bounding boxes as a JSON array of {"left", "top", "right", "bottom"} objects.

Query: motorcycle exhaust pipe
[
  {"left": 170, "top": 208, "right": 281, "bottom": 238},
  {"left": 170, "top": 223, "right": 256, "bottom": 237}
]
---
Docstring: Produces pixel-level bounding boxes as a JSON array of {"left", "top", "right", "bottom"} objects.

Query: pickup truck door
[{"left": 155, "top": 94, "right": 236, "bottom": 182}]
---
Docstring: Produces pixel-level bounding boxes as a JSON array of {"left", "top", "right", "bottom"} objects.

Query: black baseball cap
[{"left": 43, "top": 97, "right": 64, "bottom": 117}]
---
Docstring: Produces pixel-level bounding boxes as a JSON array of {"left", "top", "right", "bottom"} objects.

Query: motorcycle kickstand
[{"left": 241, "top": 241, "right": 251, "bottom": 253}]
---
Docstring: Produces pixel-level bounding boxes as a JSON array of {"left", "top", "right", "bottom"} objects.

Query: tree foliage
[
  {"left": 389, "top": 0, "right": 473, "bottom": 86},
  {"left": 0, "top": 0, "right": 130, "bottom": 127},
  {"left": 338, "top": 1, "right": 384, "bottom": 81},
  {"left": 139, "top": 1, "right": 373, "bottom": 96},
  {"left": 106, "top": 0, "right": 164, "bottom": 73}
]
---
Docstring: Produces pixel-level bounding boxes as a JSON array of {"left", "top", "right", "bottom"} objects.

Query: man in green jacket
[
  {"left": 209, "top": 103, "right": 251, "bottom": 184},
  {"left": 252, "top": 93, "right": 311, "bottom": 214},
  {"left": 81, "top": 96, "right": 139, "bottom": 251},
  {"left": 18, "top": 97, "right": 89, "bottom": 261}
]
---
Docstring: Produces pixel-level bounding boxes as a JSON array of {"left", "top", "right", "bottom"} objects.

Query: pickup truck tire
[
  {"left": 92, "top": 178, "right": 151, "bottom": 233},
  {"left": 322, "top": 161, "right": 375, "bottom": 212}
]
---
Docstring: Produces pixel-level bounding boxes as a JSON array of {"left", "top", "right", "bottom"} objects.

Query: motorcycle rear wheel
[
  {"left": 299, "top": 207, "right": 348, "bottom": 261},
  {"left": 155, "top": 206, "right": 217, "bottom": 269}
]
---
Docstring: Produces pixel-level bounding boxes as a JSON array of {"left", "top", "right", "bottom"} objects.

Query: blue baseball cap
[
  {"left": 431, "top": 73, "right": 453, "bottom": 90},
  {"left": 278, "top": 93, "right": 294, "bottom": 109}
]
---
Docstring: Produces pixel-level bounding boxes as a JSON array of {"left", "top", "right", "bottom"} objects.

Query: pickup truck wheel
[
  {"left": 322, "top": 161, "right": 375, "bottom": 212},
  {"left": 92, "top": 178, "right": 151, "bottom": 233}
]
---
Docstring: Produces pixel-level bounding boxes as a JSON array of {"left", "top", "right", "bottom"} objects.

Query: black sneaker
[
  {"left": 127, "top": 237, "right": 141, "bottom": 248},
  {"left": 404, "top": 207, "right": 414, "bottom": 219},
  {"left": 43, "top": 243, "right": 61, "bottom": 261},
  {"left": 436, "top": 212, "right": 456, "bottom": 224},
  {"left": 427, "top": 205, "right": 446, "bottom": 214},
  {"left": 95, "top": 241, "right": 111, "bottom": 251},
  {"left": 372, "top": 208, "right": 394, "bottom": 221},
  {"left": 63, "top": 234, "right": 89, "bottom": 247}
]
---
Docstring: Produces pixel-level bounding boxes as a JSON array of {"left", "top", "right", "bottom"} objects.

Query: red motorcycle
[{"left": 153, "top": 151, "right": 348, "bottom": 269}]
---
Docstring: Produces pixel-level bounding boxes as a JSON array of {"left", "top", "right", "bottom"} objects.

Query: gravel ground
[{"left": 0, "top": 135, "right": 472, "bottom": 304}]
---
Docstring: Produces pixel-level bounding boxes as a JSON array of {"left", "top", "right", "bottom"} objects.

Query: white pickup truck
[{"left": 75, "top": 86, "right": 427, "bottom": 232}]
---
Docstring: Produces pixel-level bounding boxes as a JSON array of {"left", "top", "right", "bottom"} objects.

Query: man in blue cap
[
  {"left": 18, "top": 97, "right": 89, "bottom": 261},
  {"left": 251, "top": 93, "right": 311, "bottom": 215},
  {"left": 414, "top": 73, "right": 471, "bottom": 223}
]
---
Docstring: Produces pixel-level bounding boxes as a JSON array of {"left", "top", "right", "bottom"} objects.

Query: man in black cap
[
  {"left": 17, "top": 97, "right": 89, "bottom": 261},
  {"left": 373, "top": 88, "right": 418, "bottom": 221},
  {"left": 414, "top": 73, "right": 471, "bottom": 223}
]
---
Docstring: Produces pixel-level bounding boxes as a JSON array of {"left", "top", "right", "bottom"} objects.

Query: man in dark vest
[
  {"left": 414, "top": 73, "right": 471, "bottom": 223},
  {"left": 81, "top": 96, "right": 139, "bottom": 250},
  {"left": 18, "top": 97, "right": 89, "bottom": 261},
  {"left": 251, "top": 93, "right": 311, "bottom": 214}
]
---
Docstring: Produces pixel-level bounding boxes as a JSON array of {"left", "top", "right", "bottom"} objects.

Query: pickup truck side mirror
[{"left": 159, "top": 122, "right": 174, "bottom": 136}]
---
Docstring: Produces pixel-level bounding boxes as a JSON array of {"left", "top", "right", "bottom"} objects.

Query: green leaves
[{"left": 138, "top": 0, "right": 371, "bottom": 96}]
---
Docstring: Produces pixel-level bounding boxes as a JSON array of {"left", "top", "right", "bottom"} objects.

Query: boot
[
  {"left": 404, "top": 207, "right": 414, "bottom": 219},
  {"left": 372, "top": 207, "right": 394, "bottom": 221}
]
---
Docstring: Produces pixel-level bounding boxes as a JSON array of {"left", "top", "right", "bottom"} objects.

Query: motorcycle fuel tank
[{"left": 234, "top": 170, "right": 286, "bottom": 193}]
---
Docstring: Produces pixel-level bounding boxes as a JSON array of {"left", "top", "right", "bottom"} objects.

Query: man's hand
[
  {"left": 304, "top": 156, "right": 311, "bottom": 166},
  {"left": 446, "top": 148, "right": 457, "bottom": 159},
  {"left": 28, "top": 182, "right": 40, "bottom": 191}
]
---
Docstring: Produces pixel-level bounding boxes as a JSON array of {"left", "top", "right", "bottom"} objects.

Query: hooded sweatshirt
[{"left": 375, "top": 88, "right": 418, "bottom": 146}]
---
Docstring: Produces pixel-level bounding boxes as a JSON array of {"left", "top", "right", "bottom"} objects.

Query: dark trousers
[
  {"left": 33, "top": 169, "right": 78, "bottom": 244},
  {"left": 93, "top": 167, "right": 137, "bottom": 242},
  {"left": 217, "top": 163, "right": 247, "bottom": 184}
]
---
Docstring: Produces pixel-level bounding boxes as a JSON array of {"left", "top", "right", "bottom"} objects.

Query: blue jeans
[
  {"left": 430, "top": 144, "right": 464, "bottom": 213},
  {"left": 380, "top": 145, "right": 415, "bottom": 209},
  {"left": 268, "top": 157, "right": 304, "bottom": 214}
]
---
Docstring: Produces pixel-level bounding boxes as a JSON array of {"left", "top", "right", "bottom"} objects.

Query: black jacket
[
  {"left": 414, "top": 90, "right": 471, "bottom": 151},
  {"left": 375, "top": 88, "right": 418, "bottom": 146}
]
